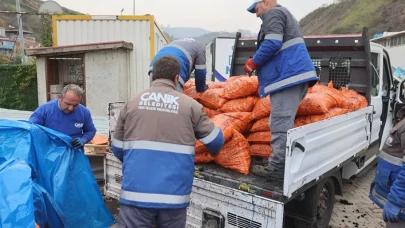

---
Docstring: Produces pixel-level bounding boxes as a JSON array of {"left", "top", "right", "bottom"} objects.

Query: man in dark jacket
[
  {"left": 370, "top": 106, "right": 405, "bottom": 227},
  {"left": 112, "top": 56, "right": 224, "bottom": 227},
  {"left": 244, "top": 0, "right": 318, "bottom": 180}
]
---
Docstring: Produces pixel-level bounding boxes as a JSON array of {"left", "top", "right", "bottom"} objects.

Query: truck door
[
  {"left": 378, "top": 49, "right": 396, "bottom": 149},
  {"left": 369, "top": 44, "right": 384, "bottom": 146}
]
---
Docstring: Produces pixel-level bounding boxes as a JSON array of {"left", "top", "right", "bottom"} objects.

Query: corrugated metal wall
[{"left": 55, "top": 19, "right": 151, "bottom": 96}]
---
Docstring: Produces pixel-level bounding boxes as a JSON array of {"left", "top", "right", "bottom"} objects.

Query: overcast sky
[{"left": 53, "top": 0, "right": 335, "bottom": 32}]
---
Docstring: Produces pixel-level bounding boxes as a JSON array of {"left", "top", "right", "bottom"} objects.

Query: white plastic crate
[{"left": 104, "top": 152, "right": 122, "bottom": 200}]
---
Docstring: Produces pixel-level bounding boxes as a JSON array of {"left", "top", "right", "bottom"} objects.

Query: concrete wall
[
  {"left": 85, "top": 49, "right": 131, "bottom": 115},
  {"left": 36, "top": 57, "right": 47, "bottom": 105}
]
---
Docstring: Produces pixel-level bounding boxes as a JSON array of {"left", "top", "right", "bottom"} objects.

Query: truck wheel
[{"left": 294, "top": 178, "right": 336, "bottom": 228}]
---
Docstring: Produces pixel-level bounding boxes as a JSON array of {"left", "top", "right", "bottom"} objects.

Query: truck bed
[
  {"left": 194, "top": 106, "right": 374, "bottom": 200},
  {"left": 195, "top": 161, "right": 284, "bottom": 195}
]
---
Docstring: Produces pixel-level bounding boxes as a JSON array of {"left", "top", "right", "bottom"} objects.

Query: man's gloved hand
[
  {"left": 244, "top": 58, "right": 257, "bottom": 76},
  {"left": 196, "top": 84, "right": 208, "bottom": 93},
  {"left": 71, "top": 138, "right": 85, "bottom": 149},
  {"left": 383, "top": 201, "right": 401, "bottom": 223}
]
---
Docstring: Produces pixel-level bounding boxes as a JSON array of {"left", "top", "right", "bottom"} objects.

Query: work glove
[
  {"left": 196, "top": 84, "right": 208, "bottom": 93},
  {"left": 383, "top": 201, "right": 401, "bottom": 223},
  {"left": 244, "top": 58, "right": 257, "bottom": 76},
  {"left": 71, "top": 138, "right": 85, "bottom": 149}
]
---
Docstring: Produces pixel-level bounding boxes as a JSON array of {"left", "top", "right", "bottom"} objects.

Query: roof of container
[{"left": 25, "top": 41, "right": 133, "bottom": 57}]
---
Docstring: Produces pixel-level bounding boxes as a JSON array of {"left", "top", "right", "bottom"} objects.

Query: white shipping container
[{"left": 52, "top": 15, "right": 168, "bottom": 96}]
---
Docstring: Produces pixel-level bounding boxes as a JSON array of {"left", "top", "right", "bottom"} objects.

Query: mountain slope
[
  {"left": 300, "top": 0, "right": 405, "bottom": 36},
  {"left": 0, "top": 0, "right": 81, "bottom": 38},
  {"left": 162, "top": 27, "right": 210, "bottom": 39}
]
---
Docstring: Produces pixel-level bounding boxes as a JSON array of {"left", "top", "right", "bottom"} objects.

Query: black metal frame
[{"left": 228, "top": 27, "right": 373, "bottom": 104}]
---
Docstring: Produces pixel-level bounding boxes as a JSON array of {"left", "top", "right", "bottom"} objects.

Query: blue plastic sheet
[
  {"left": 0, "top": 119, "right": 115, "bottom": 228},
  {"left": 0, "top": 159, "right": 35, "bottom": 228}
]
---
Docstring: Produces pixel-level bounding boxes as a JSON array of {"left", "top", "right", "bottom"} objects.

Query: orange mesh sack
[
  {"left": 199, "top": 88, "right": 228, "bottom": 110},
  {"left": 211, "top": 113, "right": 250, "bottom": 142},
  {"left": 195, "top": 151, "right": 214, "bottom": 164},
  {"left": 90, "top": 135, "right": 108, "bottom": 145},
  {"left": 203, "top": 106, "right": 222, "bottom": 118},
  {"left": 226, "top": 75, "right": 246, "bottom": 83},
  {"left": 222, "top": 76, "right": 259, "bottom": 99},
  {"left": 183, "top": 86, "right": 201, "bottom": 100},
  {"left": 184, "top": 80, "right": 195, "bottom": 90},
  {"left": 341, "top": 87, "right": 368, "bottom": 111},
  {"left": 220, "top": 96, "right": 258, "bottom": 113},
  {"left": 252, "top": 96, "right": 271, "bottom": 120},
  {"left": 250, "top": 144, "right": 273, "bottom": 159},
  {"left": 297, "top": 93, "right": 337, "bottom": 116},
  {"left": 222, "top": 112, "right": 254, "bottom": 124},
  {"left": 243, "top": 121, "right": 254, "bottom": 134},
  {"left": 214, "top": 130, "right": 251, "bottom": 175},
  {"left": 250, "top": 117, "right": 270, "bottom": 132},
  {"left": 195, "top": 140, "right": 209, "bottom": 154},
  {"left": 294, "top": 108, "right": 351, "bottom": 127},
  {"left": 207, "top": 81, "right": 226, "bottom": 89},
  {"left": 310, "top": 82, "right": 346, "bottom": 108},
  {"left": 247, "top": 131, "right": 271, "bottom": 144}
]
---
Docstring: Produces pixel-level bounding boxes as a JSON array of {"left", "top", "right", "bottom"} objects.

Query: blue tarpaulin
[{"left": 0, "top": 119, "right": 115, "bottom": 228}]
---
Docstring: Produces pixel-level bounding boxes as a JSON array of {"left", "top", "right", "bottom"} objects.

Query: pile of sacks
[{"left": 184, "top": 76, "right": 367, "bottom": 175}]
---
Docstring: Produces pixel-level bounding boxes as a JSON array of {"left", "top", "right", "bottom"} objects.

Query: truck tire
[{"left": 294, "top": 178, "right": 336, "bottom": 228}]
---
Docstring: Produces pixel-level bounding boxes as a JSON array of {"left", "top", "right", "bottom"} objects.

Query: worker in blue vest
[
  {"left": 148, "top": 38, "right": 208, "bottom": 93},
  {"left": 244, "top": 0, "right": 318, "bottom": 181},
  {"left": 370, "top": 106, "right": 405, "bottom": 227}
]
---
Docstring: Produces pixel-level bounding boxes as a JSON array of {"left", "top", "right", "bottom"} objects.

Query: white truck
[
  {"left": 104, "top": 28, "right": 405, "bottom": 228},
  {"left": 205, "top": 37, "right": 237, "bottom": 82}
]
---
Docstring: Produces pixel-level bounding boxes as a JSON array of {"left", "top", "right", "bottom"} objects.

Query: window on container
[{"left": 371, "top": 52, "right": 380, "bottom": 97}]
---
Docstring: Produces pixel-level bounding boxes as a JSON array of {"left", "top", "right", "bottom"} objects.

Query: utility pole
[
  {"left": 133, "top": 0, "right": 135, "bottom": 15},
  {"left": 15, "top": 0, "right": 26, "bottom": 64}
]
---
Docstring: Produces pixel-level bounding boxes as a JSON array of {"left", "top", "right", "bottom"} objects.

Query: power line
[
  {"left": 25, "top": 0, "right": 38, "bottom": 9},
  {"left": 19, "top": 1, "right": 39, "bottom": 12}
]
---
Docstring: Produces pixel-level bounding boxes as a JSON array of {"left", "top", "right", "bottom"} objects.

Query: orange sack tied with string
[
  {"left": 222, "top": 76, "right": 259, "bottom": 99},
  {"left": 250, "top": 144, "right": 273, "bottom": 159},
  {"left": 203, "top": 107, "right": 222, "bottom": 118},
  {"left": 340, "top": 87, "right": 368, "bottom": 111},
  {"left": 294, "top": 107, "right": 351, "bottom": 127},
  {"left": 297, "top": 93, "right": 337, "bottom": 116},
  {"left": 198, "top": 88, "right": 228, "bottom": 110},
  {"left": 211, "top": 112, "right": 252, "bottom": 142},
  {"left": 214, "top": 130, "right": 251, "bottom": 175},
  {"left": 220, "top": 96, "right": 258, "bottom": 113},
  {"left": 247, "top": 131, "right": 271, "bottom": 144},
  {"left": 195, "top": 151, "right": 214, "bottom": 164},
  {"left": 250, "top": 117, "right": 270, "bottom": 132},
  {"left": 252, "top": 96, "right": 271, "bottom": 120}
]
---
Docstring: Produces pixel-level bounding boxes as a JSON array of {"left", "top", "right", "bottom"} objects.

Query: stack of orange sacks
[
  {"left": 184, "top": 77, "right": 368, "bottom": 175},
  {"left": 294, "top": 82, "right": 368, "bottom": 127}
]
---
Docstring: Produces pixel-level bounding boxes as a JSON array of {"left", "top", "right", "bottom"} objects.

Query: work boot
[{"left": 251, "top": 165, "right": 284, "bottom": 182}]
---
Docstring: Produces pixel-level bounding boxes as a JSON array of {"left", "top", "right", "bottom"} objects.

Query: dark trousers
[{"left": 117, "top": 205, "right": 187, "bottom": 228}]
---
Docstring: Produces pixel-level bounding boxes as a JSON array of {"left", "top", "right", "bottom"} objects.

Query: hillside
[
  {"left": 162, "top": 27, "right": 210, "bottom": 39},
  {"left": 0, "top": 0, "right": 81, "bottom": 39},
  {"left": 300, "top": 0, "right": 405, "bottom": 36}
]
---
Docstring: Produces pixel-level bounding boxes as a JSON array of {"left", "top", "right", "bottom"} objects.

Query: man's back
[
  {"left": 113, "top": 79, "right": 222, "bottom": 209},
  {"left": 167, "top": 38, "right": 205, "bottom": 72}
]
